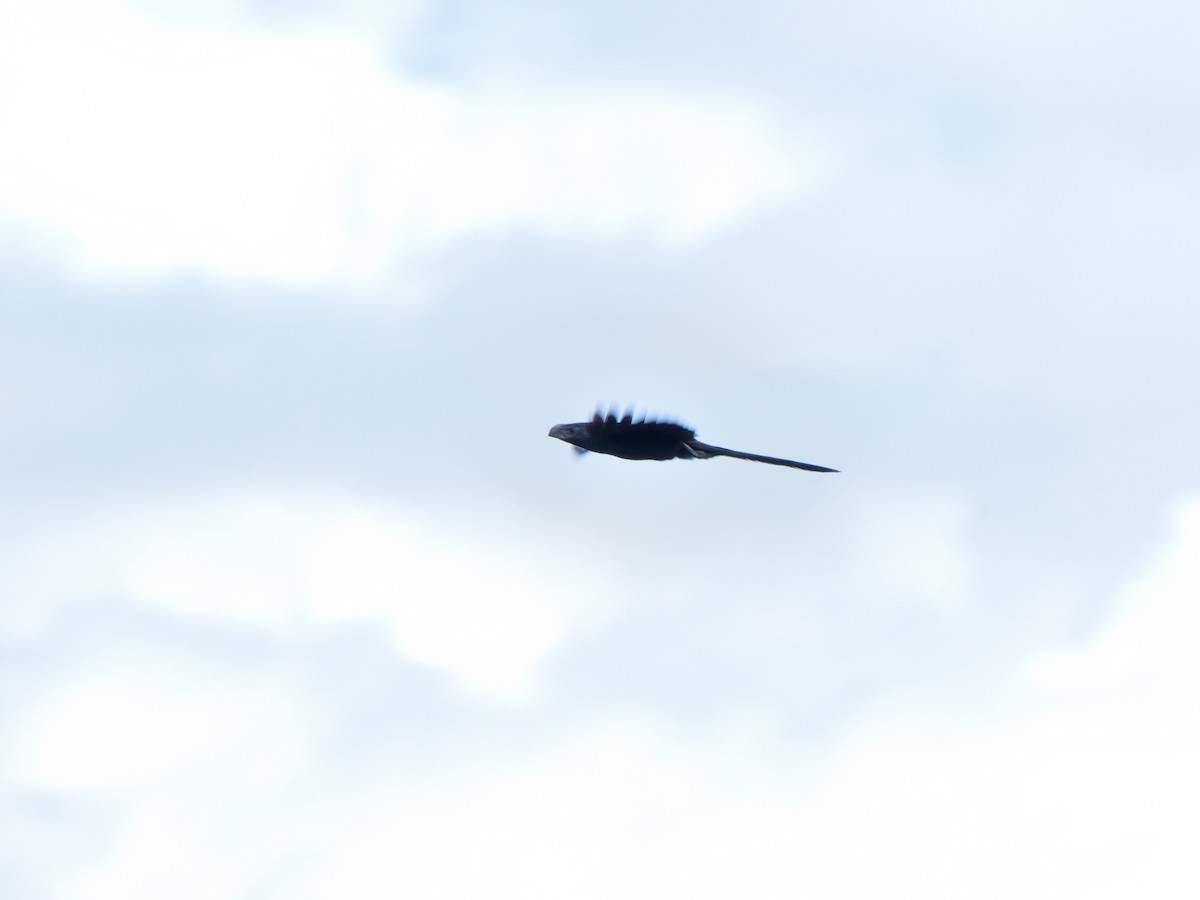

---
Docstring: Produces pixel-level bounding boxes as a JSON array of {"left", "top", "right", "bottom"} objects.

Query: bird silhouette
[{"left": 548, "top": 409, "right": 837, "bottom": 472}]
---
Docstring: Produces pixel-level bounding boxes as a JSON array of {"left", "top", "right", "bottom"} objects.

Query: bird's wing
[{"left": 592, "top": 411, "right": 696, "bottom": 442}]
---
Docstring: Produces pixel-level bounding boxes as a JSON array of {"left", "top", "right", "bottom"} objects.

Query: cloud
[
  {"left": 13, "top": 661, "right": 307, "bottom": 793},
  {"left": 5, "top": 485, "right": 1198, "bottom": 898},
  {"left": 812, "top": 495, "right": 1200, "bottom": 899},
  {"left": 1, "top": 487, "right": 608, "bottom": 702},
  {"left": 1023, "top": 495, "right": 1200, "bottom": 703},
  {"left": 0, "top": 1, "right": 818, "bottom": 293}
]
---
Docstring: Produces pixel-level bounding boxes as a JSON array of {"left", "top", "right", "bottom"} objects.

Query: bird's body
[{"left": 548, "top": 410, "right": 838, "bottom": 473}]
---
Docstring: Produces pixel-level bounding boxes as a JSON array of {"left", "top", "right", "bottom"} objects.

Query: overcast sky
[{"left": 2, "top": 1, "right": 1199, "bottom": 897}]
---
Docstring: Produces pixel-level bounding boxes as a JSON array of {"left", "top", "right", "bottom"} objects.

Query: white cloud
[
  {"left": 843, "top": 489, "right": 977, "bottom": 614},
  {"left": 13, "top": 663, "right": 307, "bottom": 794},
  {"left": 0, "top": 1, "right": 817, "bottom": 293},
  {"left": 811, "top": 496, "right": 1200, "bottom": 899},
  {"left": 1022, "top": 495, "right": 1200, "bottom": 707},
  {"left": 8, "top": 494, "right": 1199, "bottom": 898},
  {"left": 1, "top": 487, "right": 606, "bottom": 702}
]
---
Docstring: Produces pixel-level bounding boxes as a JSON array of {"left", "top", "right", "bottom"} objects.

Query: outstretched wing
[
  {"left": 591, "top": 409, "right": 695, "bottom": 441},
  {"left": 586, "top": 409, "right": 696, "bottom": 460}
]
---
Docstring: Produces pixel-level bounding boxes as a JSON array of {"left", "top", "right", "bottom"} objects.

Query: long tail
[{"left": 688, "top": 441, "right": 838, "bottom": 472}]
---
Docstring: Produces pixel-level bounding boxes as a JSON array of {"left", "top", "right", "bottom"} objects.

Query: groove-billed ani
[{"left": 549, "top": 410, "right": 838, "bottom": 472}]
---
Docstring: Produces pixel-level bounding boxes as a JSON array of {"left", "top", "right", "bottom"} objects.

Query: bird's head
[{"left": 548, "top": 422, "right": 590, "bottom": 446}]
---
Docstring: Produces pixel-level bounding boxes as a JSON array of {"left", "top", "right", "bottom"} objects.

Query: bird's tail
[{"left": 687, "top": 441, "right": 838, "bottom": 472}]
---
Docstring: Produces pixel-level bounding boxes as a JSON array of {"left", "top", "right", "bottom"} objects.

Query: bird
[{"left": 548, "top": 409, "right": 838, "bottom": 472}]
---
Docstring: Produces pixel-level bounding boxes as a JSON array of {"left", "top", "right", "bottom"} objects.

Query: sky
[{"left": 2, "top": 0, "right": 1199, "bottom": 897}]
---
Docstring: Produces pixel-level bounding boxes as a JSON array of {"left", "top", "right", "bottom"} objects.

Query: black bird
[{"left": 549, "top": 410, "right": 838, "bottom": 472}]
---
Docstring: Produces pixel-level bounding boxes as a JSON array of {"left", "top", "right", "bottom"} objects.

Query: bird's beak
[{"left": 548, "top": 424, "right": 566, "bottom": 440}]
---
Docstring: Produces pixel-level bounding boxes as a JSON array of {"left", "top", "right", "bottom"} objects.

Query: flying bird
[{"left": 548, "top": 410, "right": 838, "bottom": 472}]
